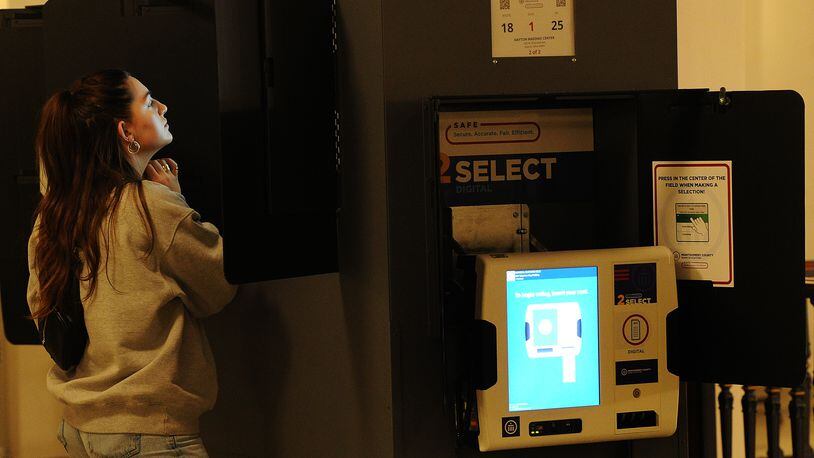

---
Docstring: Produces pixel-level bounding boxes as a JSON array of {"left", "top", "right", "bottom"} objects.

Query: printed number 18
[{"left": 501, "top": 23, "right": 514, "bottom": 32}]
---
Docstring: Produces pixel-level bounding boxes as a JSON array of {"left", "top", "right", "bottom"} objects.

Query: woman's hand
[{"left": 144, "top": 158, "right": 181, "bottom": 194}]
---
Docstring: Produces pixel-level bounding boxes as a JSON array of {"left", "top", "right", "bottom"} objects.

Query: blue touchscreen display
[{"left": 506, "top": 266, "right": 599, "bottom": 412}]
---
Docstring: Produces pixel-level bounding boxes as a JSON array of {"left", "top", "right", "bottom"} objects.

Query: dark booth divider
[
  {"left": 2, "top": 0, "right": 340, "bottom": 344},
  {"left": 0, "top": 6, "right": 45, "bottom": 344}
]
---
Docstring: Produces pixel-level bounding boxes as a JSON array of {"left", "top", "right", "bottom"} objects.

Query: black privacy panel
[
  {"left": 637, "top": 90, "right": 807, "bottom": 387},
  {"left": 43, "top": 0, "right": 221, "bottom": 229},
  {"left": 432, "top": 90, "right": 807, "bottom": 390},
  {"left": 216, "top": 0, "right": 337, "bottom": 283},
  {"left": 0, "top": 7, "right": 44, "bottom": 344},
  {"left": 1, "top": 0, "right": 221, "bottom": 344}
]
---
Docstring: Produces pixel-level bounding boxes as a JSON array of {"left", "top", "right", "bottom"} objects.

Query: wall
[
  {"left": 200, "top": 275, "right": 376, "bottom": 457},
  {"left": 679, "top": 2, "right": 814, "bottom": 457},
  {"left": 0, "top": 0, "right": 40, "bottom": 8},
  {"left": 679, "top": 0, "right": 814, "bottom": 258},
  {"left": 745, "top": 0, "right": 814, "bottom": 259},
  {"left": 0, "top": 320, "right": 64, "bottom": 457}
]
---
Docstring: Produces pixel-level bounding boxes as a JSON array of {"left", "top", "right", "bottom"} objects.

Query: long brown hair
[{"left": 31, "top": 69, "right": 156, "bottom": 319}]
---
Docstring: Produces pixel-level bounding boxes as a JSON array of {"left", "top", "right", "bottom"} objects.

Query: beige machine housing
[{"left": 476, "top": 246, "right": 679, "bottom": 452}]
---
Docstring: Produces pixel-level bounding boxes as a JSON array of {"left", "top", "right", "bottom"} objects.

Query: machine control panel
[{"left": 529, "top": 418, "right": 583, "bottom": 436}]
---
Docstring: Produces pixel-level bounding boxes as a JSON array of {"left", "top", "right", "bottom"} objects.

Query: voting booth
[
  {"left": 0, "top": 0, "right": 337, "bottom": 343},
  {"left": 429, "top": 90, "right": 807, "bottom": 452}
]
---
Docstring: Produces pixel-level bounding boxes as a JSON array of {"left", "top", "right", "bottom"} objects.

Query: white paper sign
[
  {"left": 490, "top": 0, "right": 575, "bottom": 58},
  {"left": 652, "top": 162, "right": 734, "bottom": 287}
]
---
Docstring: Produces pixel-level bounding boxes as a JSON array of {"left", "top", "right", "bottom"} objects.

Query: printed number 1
[{"left": 529, "top": 21, "right": 534, "bottom": 31}]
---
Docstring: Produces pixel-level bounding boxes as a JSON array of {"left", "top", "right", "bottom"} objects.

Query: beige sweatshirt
[{"left": 26, "top": 180, "right": 238, "bottom": 435}]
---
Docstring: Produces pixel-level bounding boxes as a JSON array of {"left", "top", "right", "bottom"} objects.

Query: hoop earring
[{"left": 127, "top": 140, "right": 141, "bottom": 155}]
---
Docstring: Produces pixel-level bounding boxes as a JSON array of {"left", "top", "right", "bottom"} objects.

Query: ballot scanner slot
[{"left": 617, "top": 411, "right": 658, "bottom": 429}]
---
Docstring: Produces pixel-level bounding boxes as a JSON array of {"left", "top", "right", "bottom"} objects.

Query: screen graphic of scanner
[{"left": 524, "top": 303, "right": 582, "bottom": 383}]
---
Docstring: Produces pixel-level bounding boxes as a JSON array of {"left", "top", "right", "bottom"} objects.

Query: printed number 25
[{"left": 551, "top": 20, "right": 564, "bottom": 30}]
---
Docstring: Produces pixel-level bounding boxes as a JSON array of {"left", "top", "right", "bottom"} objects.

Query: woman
[{"left": 27, "top": 69, "right": 237, "bottom": 457}]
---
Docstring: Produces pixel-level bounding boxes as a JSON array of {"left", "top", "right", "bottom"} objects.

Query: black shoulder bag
[{"left": 37, "top": 268, "right": 88, "bottom": 372}]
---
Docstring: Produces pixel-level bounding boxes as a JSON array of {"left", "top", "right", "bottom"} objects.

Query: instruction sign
[
  {"left": 652, "top": 162, "right": 734, "bottom": 287},
  {"left": 490, "top": 0, "right": 575, "bottom": 58},
  {"left": 614, "top": 263, "right": 657, "bottom": 305}
]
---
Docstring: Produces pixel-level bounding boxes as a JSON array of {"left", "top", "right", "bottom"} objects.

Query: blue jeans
[{"left": 57, "top": 419, "right": 209, "bottom": 457}]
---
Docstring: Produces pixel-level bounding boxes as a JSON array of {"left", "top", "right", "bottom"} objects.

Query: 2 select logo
[{"left": 439, "top": 152, "right": 558, "bottom": 185}]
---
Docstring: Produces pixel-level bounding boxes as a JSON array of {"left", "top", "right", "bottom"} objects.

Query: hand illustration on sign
[{"left": 690, "top": 217, "right": 709, "bottom": 240}]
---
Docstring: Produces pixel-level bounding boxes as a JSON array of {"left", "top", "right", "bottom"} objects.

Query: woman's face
[{"left": 125, "top": 76, "right": 172, "bottom": 152}]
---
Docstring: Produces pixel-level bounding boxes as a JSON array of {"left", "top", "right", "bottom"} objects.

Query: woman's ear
[{"left": 117, "top": 120, "right": 133, "bottom": 142}]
